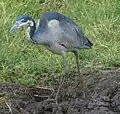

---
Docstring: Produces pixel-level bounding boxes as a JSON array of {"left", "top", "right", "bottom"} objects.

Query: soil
[{"left": 0, "top": 68, "right": 120, "bottom": 114}]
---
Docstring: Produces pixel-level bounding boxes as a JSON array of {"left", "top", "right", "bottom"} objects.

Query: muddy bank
[{"left": 0, "top": 68, "right": 120, "bottom": 114}]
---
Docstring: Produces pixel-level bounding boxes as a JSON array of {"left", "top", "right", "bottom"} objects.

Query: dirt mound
[{"left": 0, "top": 68, "right": 120, "bottom": 114}]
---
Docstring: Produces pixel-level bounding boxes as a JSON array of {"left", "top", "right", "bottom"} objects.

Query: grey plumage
[
  {"left": 10, "top": 12, "right": 93, "bottom": 103},
  {"left": 32, "top": 12, "right": 92, "bottom": 54}
]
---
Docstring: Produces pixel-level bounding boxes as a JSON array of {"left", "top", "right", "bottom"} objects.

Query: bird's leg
[
  {"left": 74, "top": 51, "right": 80, "bottom": 76},
  {"left": 55, "top": 53, "right": 65, "bottom": 104},
  {"left": 73, "top": 51, "right": 84, "bottom": 88}
]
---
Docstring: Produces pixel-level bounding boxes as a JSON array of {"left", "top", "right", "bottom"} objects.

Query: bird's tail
[{"left": 83, "top": 36, "right": 93, "bottom": 48}]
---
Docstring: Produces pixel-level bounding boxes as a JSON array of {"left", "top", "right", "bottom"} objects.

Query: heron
[{"left": 10, "top": 12, "right": 93, "bottom": 103}]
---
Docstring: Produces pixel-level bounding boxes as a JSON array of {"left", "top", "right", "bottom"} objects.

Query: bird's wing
[
  {"left": 35, "top": 12, "right": 92, "bottom": 49},
  {"left": 60, "top": 21, "right": 85, "bottom": 48},
  {"left": 47, "top": 19, "right": 86, "bottom": 49}
]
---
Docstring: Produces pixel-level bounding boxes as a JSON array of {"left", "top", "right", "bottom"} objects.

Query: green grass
[
  {"left": 116, "top": 0, "right": 120, "bottom": 15},
  {"left": 0, "top": 0, "right": 119, "bottom": 86}
]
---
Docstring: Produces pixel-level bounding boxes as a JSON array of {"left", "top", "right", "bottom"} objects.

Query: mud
[{"left": 0, "top": 68, "right": 120, "bottom": 114}]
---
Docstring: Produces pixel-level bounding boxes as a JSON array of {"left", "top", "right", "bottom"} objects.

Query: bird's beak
[{"left": 10, "top": 21, "right": 20, "bottom": 32}]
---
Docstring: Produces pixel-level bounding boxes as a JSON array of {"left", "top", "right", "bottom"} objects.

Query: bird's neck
[{"left": 26, "top": 19, "right": 36, "bottom": 41}]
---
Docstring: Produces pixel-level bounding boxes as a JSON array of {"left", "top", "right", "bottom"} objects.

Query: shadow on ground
[{"left": 0, "top": 68, "right": 120, "bottom": 114}]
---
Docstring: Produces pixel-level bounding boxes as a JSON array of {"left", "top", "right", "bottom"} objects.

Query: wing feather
[
  {"left": 34, "top": 12, "right": 92, "bottom": 49},
  {"left": 47, "top": 19, "right": 86, "bottom": 49}
]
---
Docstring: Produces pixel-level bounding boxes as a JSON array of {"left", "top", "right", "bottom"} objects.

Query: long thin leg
[
  {"left": 74, "top": 51, "right": 80, "bottom": 76},
  {"left": 73, "top": 51, "right": 84, "bottom": 88},
  {"left": 55, "top": 54, "right": 65, "bottom": 103}
]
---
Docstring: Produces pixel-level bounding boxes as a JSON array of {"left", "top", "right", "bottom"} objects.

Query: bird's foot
[
  {"left": 42, "top": 97, "right": 61, "bottom": 114},
  {"left": 44, "top": 98, "right": 56, "bottom": 102},
  {"left": 43, "top": 97, "right": 58, "bottom": 105}
]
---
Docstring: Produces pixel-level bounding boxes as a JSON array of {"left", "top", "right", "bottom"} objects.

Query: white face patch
[
  {"left": 18, "top": 20, "right": 34, "bottom": 27},
  {"left": 48, "top": 19, "right": 59, "bottom": 28},
  {"left": 28, "top": 20, "right": 34, "bottom": 26}
]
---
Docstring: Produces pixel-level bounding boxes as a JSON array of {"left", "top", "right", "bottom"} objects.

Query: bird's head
[{"left": 10, "top": 15, "right": 34, "bottom": 32}]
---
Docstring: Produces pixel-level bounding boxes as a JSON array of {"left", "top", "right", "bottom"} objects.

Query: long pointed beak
[{"left": 9, "top": 21, "right": 20, "bottom": 32}]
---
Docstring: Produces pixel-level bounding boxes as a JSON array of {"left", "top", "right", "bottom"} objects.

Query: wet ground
[{"left": 0, "top": 68, "right": 120, "bottom": 114}]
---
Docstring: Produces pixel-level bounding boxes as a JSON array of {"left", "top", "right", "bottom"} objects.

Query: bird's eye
[{"left": 21, "top": 19, "right": 26, "bottom": 22}]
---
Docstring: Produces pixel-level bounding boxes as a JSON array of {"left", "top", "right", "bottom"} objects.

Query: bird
[{"left": 10, "top": 12, "right": 93, "bottom": 103}]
